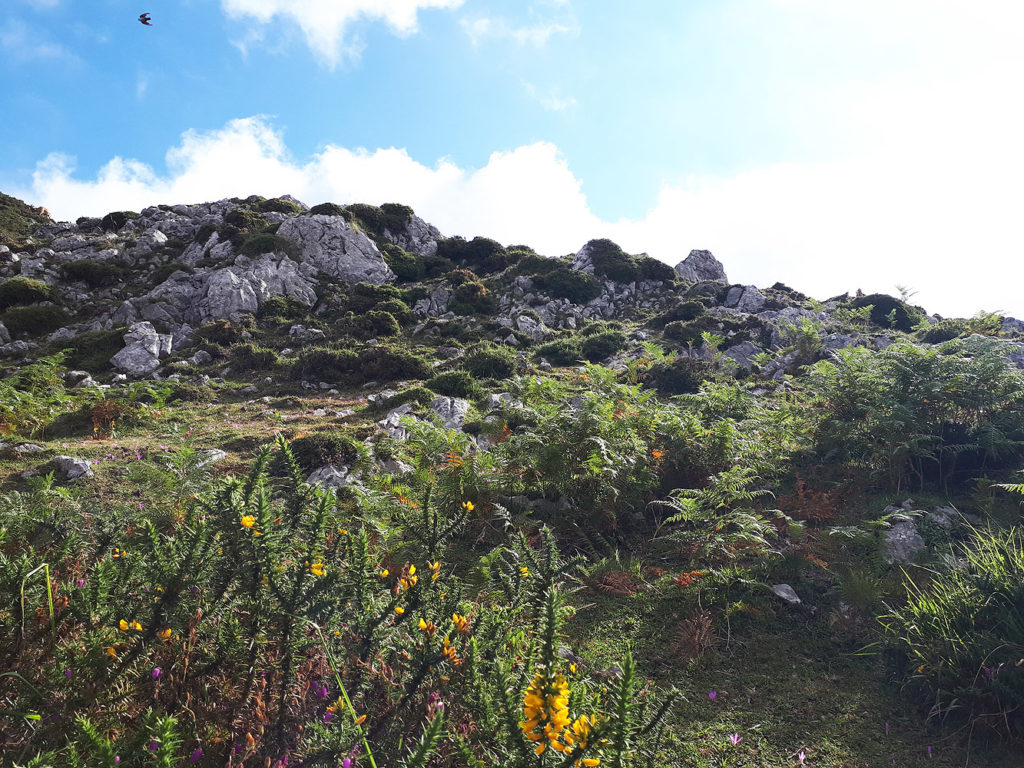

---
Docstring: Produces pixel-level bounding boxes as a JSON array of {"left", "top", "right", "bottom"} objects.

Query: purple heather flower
[
  {"left": 885, "top": 721, "right": 890, "bottom": 735},
  {"left": 343, "top": 759, "right": 353, "bottom": 768},
  {"left": 798, "top": 750, "right": 806, "bottom": 765},
  {"left": 928, "top": 745, "right": 932, "bottom": 758},
  {"left": 76, "top": 578, "right": 86, "bottom": 587},
  {"left": 151, "top": 667, "right": 162, "bottom": 680},
  {"left": 190, "top": 747, "right": 203, "bottom": 763},
  {"left": 708, "top": 690, "right": 717, "bottom": 701},
  {"left": 314, "top": 683, "right": 329, "bottom": 699},
  {"left": 322, "top": 711, "right": 333, "bottom": 724},
  {"left": 728, "top": 733, "right": 742, "bottom": 746},
  {"left": 65, "top": 668, "right": 73, "bottom": 678},
  {"left": 114, "top": 758, "right": 120, "bottom": 764},
  {"left": 149, "top": 741, "right": 159, "bottom": 752}
]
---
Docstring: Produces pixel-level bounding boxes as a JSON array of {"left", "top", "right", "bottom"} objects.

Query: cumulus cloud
[
  {"left": 16, "top": 115, "right": 1023, "bottom": 317},
  {"left": 220, "top": 0, "right": 464, "bottom": 67}
]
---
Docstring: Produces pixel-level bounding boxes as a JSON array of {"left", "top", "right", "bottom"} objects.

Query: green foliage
[
  {"left": 436, "top": 236, "right": 512, "bottom": 274},
  {"left": 881, "top": 526, "right": 1024, "bottom": 736},
  {"left": 449, "top": 279, "right": 498, "bottom": 316},
  {"left": 646, "top": 355, "right": 715, "bottom": 395},
  {"left": 256, "top": 197, "right": 303, "bottom": 214},
  {"left": 586, "top": 239, "right": 640, "bottom": 283},
  {"left": 238, "top": 232, "right": 296, "bottom": 257},
  {"left": 534, "top": 267, "right": 602, "bottom": 303},
  {"left": 291, "top": 345, "right": 428, "bottom": 384},
  {"left": 580, "top": 330, "right": 627, "bottom": 362},
  {"left": 849, "top": 293, "right": 923, "bottom": 332},
  {"left": 918, "top": 318, "right": 968, "bottom": 344},
  {"left": 223, "top": 206, "right": 266, "bottom": 231},
  {"left": 288, "top": 432, "right": 364, "bottom": 471},
  {"left": 257, "top": 295, "right": 309, "bottom": 323},
  {"left": 194, "top": 317, "right": 254, "bottom": 347},
  {"left": 0, "top": 304, "right": 69, "bottom": 335},
  {"left": 229, "top": 343, "right": 278, "bottom": 371},
  {"left": 149, "top": 262, "right": 192, "bottom": 286},
  {"left": 427, "top": 369, "right": 482, "bottom": 399},
  {"left": 382, "top": 243, "right": 425, "bottom": 282},
  {"left": 0, "top": 192, "right": 51, "bottom": 242},
  {"left": 346, "top": 202, "right": 415, "bottom": 242},
  {"left": 662, "top": 321, "right": 703, "bottom": 346},
  {"left": 309, "top": 202, "right": 348, "bottom": 217},
  {"left": 56, "top": 327, "right": 127, "bottom": 373},
  {"left": 99, "top": 210, "right": 140, "bottom": 231},
  {"left": 536, "top": 337, "right": 582, "bottom": 366},
  {"left": 967, "top": 311, "right": 1004, "bottom": 336},
  {"left": 649, "top": 300, "right": 706, "bottom": 328},
  {"left": 0, "top": 353, "right": 72, "bottom": 436},
  {"left": 0, "top": 277, "right": 55, "bottom": 310},
  {"left": 60, "top": 260, "right": 126, "bottom": 287},
  {"left": 339, "top": 310, "right": 402, "bottom": 339},
  {"left": 806, "top": 338, "right": 1024, "bottom": 490},
  {"left": 637, "top": 255, "right": 676, "bottom": 282},
  {"left": 462, "top": 344, "right": 517, "bottom": 379}
]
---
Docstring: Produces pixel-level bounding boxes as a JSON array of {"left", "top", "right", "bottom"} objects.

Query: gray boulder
[
  {"left": 724, "top": 285, "right": 767, "bottom": 314},
  {"left": 674, "top": 250, "right": 728, "bottom": 283},
  {"left": 0, "top": 322, "right": 9, "bottom": 345},
  {"left": 722, "top": 341, "right": 765, "bottom": 369},
  {"left": 430, "top": 396, "right": 471, "bottom": 430},
  {"left": 383, "top": 214, "right": 441, "bottom": 257},
  {"left": 50, "top": 455, "right": 94, "bottom": 481},
  {"left": 110, "top": 322, "right": 171, "bottom": 377},
  {"left": 276, "top": 215, "right": 394, "bottom": 284},
  {"left": 307, "top": 464, "right": 357, "bottom": 489},
  {"left": 771, "top": 583, "right": 801, "bottom": 604},
  {"left": 885, "top": 521, "right": 926, "bottom": 564}
]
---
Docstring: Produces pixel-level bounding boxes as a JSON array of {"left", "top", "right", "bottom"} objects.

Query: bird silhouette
[{"left": 139, "top": 13, "right": 152, "bottom": 26}]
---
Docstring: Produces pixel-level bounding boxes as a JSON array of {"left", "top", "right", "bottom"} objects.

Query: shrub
[
  {"left": 382, "top": 385, "right": 436, "bottom": 409},
  {"left": 449, "top": 281, "right": 497, "bottom": 316},
  {"left": 0, "top": 277, "right": 55, "bottom": 310},
  {"left": 374, "top": 298, "right": 413, "bottom": 324},
  {"left": 290, "top": 346, "right": 358, "bottom": 381},
  {"left": 444, "top": 268, "right": 480, "bottom": 287},
  {"left": 849, "top": 293, "right": 923, "bottom": 332},
  {"left": 194, "top": 318, "right": 254, "bottom": 346},
  {"left": 257, "top": 295, "right": 309, "bottom": 323},
  {"left": 534, "top": 268, "right": 602, "bottom": 304},
  {"left": 224, "top": 207, "right": 266, "bottom": 231},
  {"left": 0, "top": 304, "right": 69, "bottom": 334},
  {"left": 195, "top": 222, "right": 217, "bottom": 243},
  {"left": 422, "top": 254, "right": 456, "bottom": 278},
  {"left": 99, "top": 210, "right": 139, "bottom": 231},
  {"left": 308, "top": 202, "right": 347, "bottom": 217},
  {"left": 341, "top": 310, "right": 400, "bottom": 339},
  {"left": 536, "top": 337, "right": 582, "bottom": 366},
  {"left": 918, "top": 318, "right": 968, "bottom": 344},
  {"left": 881, "top": 526, "right": 1024, "bottom": 736},
  {"left": 229, "top": 343, "right": 278, "bottom": 371},
  {"left": 60, "top": 260, "right": 126, "bottom": 287},
  {"left": 346, "top": 202, "right": 414, "bottom": 241},
  {"left": 663, "top": 321, "right": 704, "bottom": 346},
  {"left": 436, "top": 236, "right": 510, "bottom": 274},
  {"left": 426, "top": 369, "right": 482, "bottom": 398},
  {"left": 514, "top": 253, "right": 565, "bottom": 277},
  {"left": 56, "top": 328, "right": 127, "bottom": 373},
  {"left": 650, "top": 300, "right": 706, "bottom": 328},
  {"left": 462, "top": 345, "right": 516, "bottom": 379},
  {"left": 647, "top": 356, "right": 715, "bottom": 395},
  {"left": 288, "top": 432, "right": 363, "bottom": 471},
  {"left": 637, "top": 255, "right": 676, "bottom": 282},
  {"left": 342, "top": 282, "right": 405, "bottom": 314},
  {"left": 581, "top": 329, "right": 627, "bottom": 362},
  {"left": 357, "top": 345, "right": 429, "bottom": 383},
  {"left": 239, "top": 232, "right": 295, "bottom": 257},
  {"left": 0, "top": 191, "right": 51, "bottom": 241},
  {"left": 381, "top": 243, "right": 424, "bottom": 282},
  {"left": 256, "top": 197, "right": 303, "bottom": 214},
  {"left": 585, "top": 238, "right": 639, "bottom": 283}
]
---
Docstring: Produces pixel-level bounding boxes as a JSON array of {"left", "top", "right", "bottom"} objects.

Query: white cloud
[
  {"left": 0, "top": 18, "right": 74, "bottom": 61},
  {"left": 522, "top": 81, "right": 578, "bottom": 112},
  {"left": 16, "top": 115, "right": 1024, "bottom": 318},
  {"left": 461, "top": 16, "right": 576, "bottom": 46},
  {"left": 220, "top": 0, "right": 464, "bottom": 67}
]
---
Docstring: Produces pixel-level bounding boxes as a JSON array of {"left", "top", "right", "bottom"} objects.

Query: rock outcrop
[{"left": 674, "top": 250, "right": 728, "bottom": 283}]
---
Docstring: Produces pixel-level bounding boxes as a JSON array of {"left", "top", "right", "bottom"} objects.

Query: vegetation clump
[
  {"left": 0, "top": 277, "right": 56, "bottom": 310},
  {"left": 462, "top": 344, "right": 517, "bottom": 379},
  {"left": 60, "top": 260, "right": 126, "bottom": 287},
  {"left": 426, "top": 369, "right": 482, "bottom": 398},
  {"left": 0, "top": 304, "right": 68, "bottom": 334},
  {"left": 849, "top": 293, "right": 923, "bottom": 332}
]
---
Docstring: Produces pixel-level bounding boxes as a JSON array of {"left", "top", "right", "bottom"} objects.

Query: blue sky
[{"left": 1, "top": 0, "right": 1022, "bottom": 317}]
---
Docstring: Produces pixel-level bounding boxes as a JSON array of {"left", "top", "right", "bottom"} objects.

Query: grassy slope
[{"left": 3, "top": 382, "right": 1020, "bottom": 767}]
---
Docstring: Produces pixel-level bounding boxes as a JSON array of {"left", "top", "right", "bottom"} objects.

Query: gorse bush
[
  {"left": 0, "top": 304, "right": 69, "bottom": 335},
  {"left": 462, "top": 344, "right": 517, "bottom": 379},
  {"left": 0, "top": 438, "right": 671, "bottom": 765},
  {"left": 427, "top": 369, "right": 482, "bottom": 399},
  {"left": 60, "top": 260, "right": 126, "bottom": 288},
  {"left": 881, "top": 525, "right": 1024, "bottom": 736}
]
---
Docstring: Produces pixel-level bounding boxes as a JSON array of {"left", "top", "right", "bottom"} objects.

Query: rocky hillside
[{"left": 1, "top": 192, "right": 1021, "bottom": 383}]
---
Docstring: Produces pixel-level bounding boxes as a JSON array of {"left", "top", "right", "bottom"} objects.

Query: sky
[{"left": 1, "top": 0, "right": 1022, "bottom": 318}]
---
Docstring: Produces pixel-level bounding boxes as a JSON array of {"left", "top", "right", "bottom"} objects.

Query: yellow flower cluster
[
  {"left": 119, "top": 619, "right": 143, "bottom": 632},
  {"left": 428, "top": 560, "right": 441, "bottom": 580},
  {"left": 519, "top": 670, "right": 600, "bottom": 764},
  {"left": 310, "top": 561, "right": 326, "bottom": 577},
  {"left": 400, "top": 564, "right": 418, "bottom": 591},
  {"left": 452, "top": 613, "right": 470, "bottom": 634}
]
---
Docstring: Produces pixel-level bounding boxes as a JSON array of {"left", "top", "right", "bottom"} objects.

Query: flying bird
[{"left": 139, "top": 13, "right": 152, "bottom": 26}]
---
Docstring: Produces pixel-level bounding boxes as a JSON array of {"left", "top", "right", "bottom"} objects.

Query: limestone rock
[
  {"left": 384, "top": 214, "right": 441, "bottom": 257},
  {"left": 277, "top": 215, "right": 394, "bottom": 284},
  {"left": 0, "top": 322, "right": 9, "bottom": 345},
  {"left": 197, "top": 449, "right": 228, "bottom": 467},
  {"left": 50, "top": 455, "right": 94, "bottom": 481},
  {"left": 111, "top": 322, "right": 171, "bottom": 377},
  {"left": 429, "top": 397, "right": 471, "bottom": 430},
  {"left": 674, "top": 250, "right": 728, "bottom": 283},
  {"left": 771, "top": 583, "right": 801, "bottom": 604},
  {"left": 885, "top": 521, "right": 926, "bottom": 564},
  {"left": 307, "top": 464, "right": 356, "bottom": 489},
  {"left": 724, "top": 285, "right": 766, "bottom": 314},
  {"left": 722, "top": 341, "right": 764, "bottom": 369}
]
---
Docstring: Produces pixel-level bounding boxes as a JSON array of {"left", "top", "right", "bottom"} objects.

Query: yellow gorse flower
[
  {"left": 452, "top": 613, "right": 470, "bottom": 634},
  {"left": 519, "top": 669, "right": 601, "bottom": 764},
  {"left": 428, "top": 560, "right": 441, "bottom": 580},
  {"left": 119, "top": 619, "right": 129, "bottom": 631},
  {"left": 240, "top": 515, "right": 256, "bottom": 529},
  {"left": 418, "top": 617, "right": 436, "bottom": 638},
  {"left": 461, "top": 500, "right": 475, "bottom": 512},
  {"left": 400, "top": 563, "right": 418, "bottom": 591},
  {"left": 310, "top": 561, "right": 326, "bottom": 577}
]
